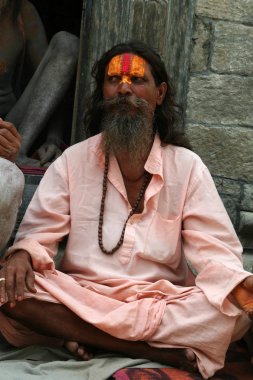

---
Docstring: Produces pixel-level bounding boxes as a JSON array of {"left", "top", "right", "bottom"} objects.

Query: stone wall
[{"left": 186, "top": 0, "right": 253, "bottom": 265}]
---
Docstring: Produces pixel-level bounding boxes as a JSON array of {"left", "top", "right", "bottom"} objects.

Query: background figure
[
  {"left": 0, "top": 0, "right": 79, "bottom": 166},
  {"left": 0, "top": 119, "right": 24, "bottom": 251}
]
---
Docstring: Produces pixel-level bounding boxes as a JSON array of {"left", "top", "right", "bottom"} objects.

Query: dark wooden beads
[{"left": 98, "top": 154, "right": 151, "bottom": 255}]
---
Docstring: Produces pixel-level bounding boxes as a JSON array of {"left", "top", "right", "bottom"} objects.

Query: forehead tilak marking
[
  {"left": 107, "top": 54, "right": 146, "bottom": 77},
  {"left": 121, "top": 53, "right": 131, "bottom": 74}
]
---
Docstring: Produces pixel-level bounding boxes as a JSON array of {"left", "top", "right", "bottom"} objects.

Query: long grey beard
[{"left": 99, "top": 96, "right": 155, "bottom": 165}]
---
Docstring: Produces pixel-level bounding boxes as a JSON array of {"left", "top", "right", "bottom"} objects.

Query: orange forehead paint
[{"left": 107, "top": 54, "right": 146, "bottom": 84}]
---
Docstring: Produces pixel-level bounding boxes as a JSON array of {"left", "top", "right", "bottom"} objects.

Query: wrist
[{"left": 4, "top": 249, "right": 30, "bottom": 262}]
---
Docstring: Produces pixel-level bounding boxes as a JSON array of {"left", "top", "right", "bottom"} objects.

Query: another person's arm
[
  {"left": 0, "top": 118, "right": 21, "bottom": 162},
  {"left": 21, "top": 0, "right": 48, "bottom": 71}
]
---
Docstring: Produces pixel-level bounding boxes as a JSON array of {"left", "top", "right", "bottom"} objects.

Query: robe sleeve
[
  {"left": 182, "top": 160, "right": 251, "bottom": 316},
  {"left": 5, "top": 155, "right": 70, "bottom": 273}
]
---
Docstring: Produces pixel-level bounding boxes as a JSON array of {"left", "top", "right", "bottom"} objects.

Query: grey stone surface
[
  {"left": 191, "top": 18, "right": 210, "bottom": 72},
  {"left": 196, "top": 0, "right": 253, "bottom": 24},
  {"left": 239, "top": 211, "right": 253, "bottom": 234},
  {"left": 213, "top": 176, "right": 241, "bottom": 197},
  {"left": 219, "top": 195, "right": 238, "bottom": 227},
  {"left": 212, "top": 22, "right": 253, "bottom": 75},
  {"left": 241, "top": 184, "right": 253, "bottom": 211},
  {"left": 186, "top": 124, "right": 253, "bottom": 181},
  {"left": 186, "top": 74, "right": 253, "bottom": 125},
  {"left": 242, "top": 253, "right": 253, "bottom": 272}
]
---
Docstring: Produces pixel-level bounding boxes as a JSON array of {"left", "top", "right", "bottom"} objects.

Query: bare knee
[{"left": 49, "top": 31, "right": 79, "bottom": 62}]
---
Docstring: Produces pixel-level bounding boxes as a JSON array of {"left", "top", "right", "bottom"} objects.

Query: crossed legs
[{"left": 1, "top": 299, "right": 197, "bottom": 373}]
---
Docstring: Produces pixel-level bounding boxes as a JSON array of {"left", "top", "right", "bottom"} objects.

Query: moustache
[{"left": 97, "top": 96, "right": 153, "bottom": 115}]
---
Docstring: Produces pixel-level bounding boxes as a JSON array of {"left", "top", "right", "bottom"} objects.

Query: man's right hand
[
  {"left": 0, "top": 118, "right": 21, "bottom": 162},
  {"left": 0, "top": 250, "right": 36, "bottom": 307}
]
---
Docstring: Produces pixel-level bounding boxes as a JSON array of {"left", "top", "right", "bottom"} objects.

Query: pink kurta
[{"left": 0, "top": 134, "right": 251, "bottom": 379}]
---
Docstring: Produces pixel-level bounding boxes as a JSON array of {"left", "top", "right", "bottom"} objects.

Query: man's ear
[{"left": 156, "top": 82, "right": 167, "bottom": 105}]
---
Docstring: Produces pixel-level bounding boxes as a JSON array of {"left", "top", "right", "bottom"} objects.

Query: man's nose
[{"left": 118, "top": 81, "right": 133, "bottom": 95}]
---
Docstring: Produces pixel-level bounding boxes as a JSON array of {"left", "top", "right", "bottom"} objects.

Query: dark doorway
[{"left": 29, "top": 0, "right": 83, "bottom": 40}]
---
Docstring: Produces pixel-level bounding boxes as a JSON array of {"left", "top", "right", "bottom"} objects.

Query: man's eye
[
  {"left": 107, "top": 76, "right": 121, "bottom": 83},
  {"left": 131, "top": 76, "right": 145, "bottom": 84}
]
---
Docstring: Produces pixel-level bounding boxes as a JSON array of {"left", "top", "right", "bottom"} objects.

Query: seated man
[
  {"left": 0, "top": 0, "right": 79, "bottom": 166},
  {"left": 0, "top": 41, "right": 252, "bottom": 380},
  {"left": 0, "top": 118, "right": 24, "bottom": 251}
]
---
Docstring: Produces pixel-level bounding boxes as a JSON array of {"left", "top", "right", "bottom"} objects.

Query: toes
[
  {"left": 77, "top": 346, "right": 92, "bottom": 361},
  {"left": 185, "top": 348, "right": 196, "bottom": 362},
  {"left": 64, "top": 341, "right": 79, "bottom": 354},
  {"left": 64, "top": 341, "right": 92, "bottom": 361}
]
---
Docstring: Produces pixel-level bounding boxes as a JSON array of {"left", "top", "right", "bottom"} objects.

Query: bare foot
[
  {"left": 146, "top": 346, "right": 198, "bottom": 373},
  {"left": 64, "top": 341, "right": 92, "bottom": 361},
  {"left": 16, "top": 154, "right": 41, "bottom": 167}
]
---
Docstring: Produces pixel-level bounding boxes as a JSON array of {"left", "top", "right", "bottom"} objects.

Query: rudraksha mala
[{"left": 98, "top": 154, "right": 152, "bottom": 255}]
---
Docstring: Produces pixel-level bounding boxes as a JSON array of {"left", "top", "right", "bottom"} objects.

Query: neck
[{"left": 116, "top": 151, "right": 149, "bottom": 182}]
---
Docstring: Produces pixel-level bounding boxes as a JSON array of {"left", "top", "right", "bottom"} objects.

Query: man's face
[
  {"left": 100, "top": 53, "right": 167, "bottom": 163},
  {"left": 103, "top": 53, "right": 166, "bottom": 112}
]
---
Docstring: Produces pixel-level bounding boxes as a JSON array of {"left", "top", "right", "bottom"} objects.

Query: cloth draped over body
[{"left": 0, "top": 133, "right": 251, "bottom": 379}]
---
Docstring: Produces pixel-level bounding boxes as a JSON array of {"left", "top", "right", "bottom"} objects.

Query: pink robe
[{"left": 0, "top": 134, "right": 251, "bottom": 379}]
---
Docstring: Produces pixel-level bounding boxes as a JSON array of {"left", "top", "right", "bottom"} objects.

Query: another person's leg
[
  {"left": 6, "top": 32, "right": 79, "bottom": 165},
  {"left": 0, "top": 159, "right": 24, "bottom": 251}
]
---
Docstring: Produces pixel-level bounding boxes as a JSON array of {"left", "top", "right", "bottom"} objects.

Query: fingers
[
  {"left": 0, "top": 119, "right": 21, "bottom": 161},
  {"left": 243, "top": 276, "right": 253, "bottom": 291},
  {"left": 4, "top": 264, "right": 17, "bottom": 307},
  {"left": 25, "top": 267, "right": 37, "bottom": 294},
  {"left": 0, "top": 271, "right": 6, "bottom": 304},
  {"left": 1, "top": 251, "right": 36, "bottom": 307},
  {"left": 0, "top": 118, "right": 20, "bottom": 139},
  {"left": 4, "top": 263, "right": 29, "bottom": 307}
]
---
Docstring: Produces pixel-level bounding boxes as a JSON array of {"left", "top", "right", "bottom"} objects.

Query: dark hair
[{"left": 84, "top": 40, "right": 191, "bottom": 149}]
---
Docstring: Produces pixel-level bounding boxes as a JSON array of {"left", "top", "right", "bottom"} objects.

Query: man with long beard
[{"left": 0, "top": 41, "right": 252, "bottom": 379}]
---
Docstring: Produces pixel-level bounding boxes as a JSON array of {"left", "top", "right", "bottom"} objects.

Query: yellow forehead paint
[{"left": 107, "top": 53, "right": 146, "bottom": 84}]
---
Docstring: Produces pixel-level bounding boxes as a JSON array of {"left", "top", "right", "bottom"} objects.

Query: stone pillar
[{"left": 71, "top": 0, "right": 196, "bottom": 143}]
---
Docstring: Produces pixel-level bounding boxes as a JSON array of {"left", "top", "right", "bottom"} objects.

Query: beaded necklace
[{"left": 98, "top": 154, "right": 152, "bottom": 255}]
